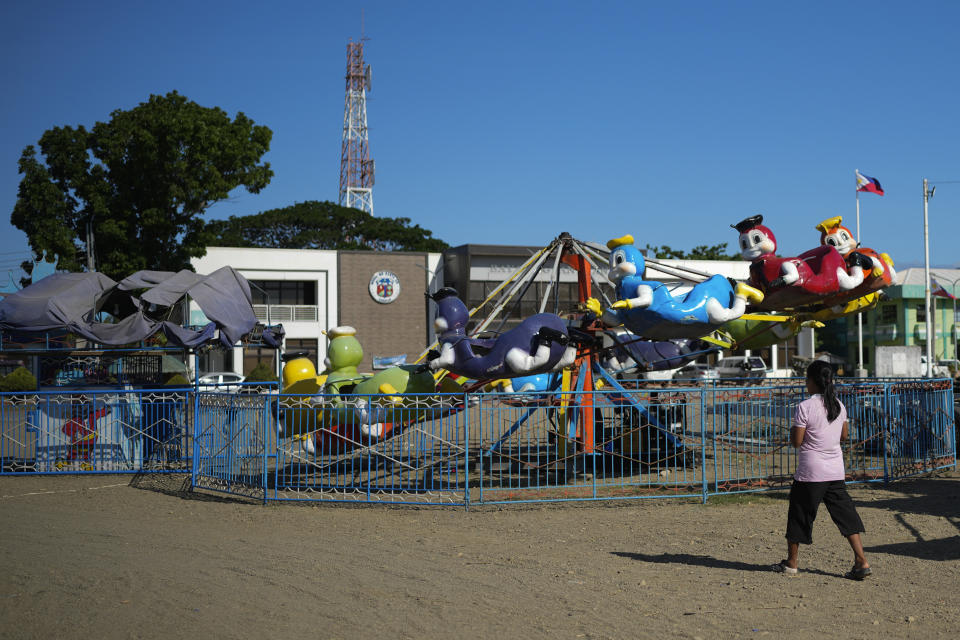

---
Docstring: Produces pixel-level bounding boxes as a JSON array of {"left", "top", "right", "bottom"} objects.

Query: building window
[
  {"left": 285, "top": 338, "right": 319, "bottom": 369},
  {"left": 243, "top": 348, "right": 276, "bottom": 376},
  {"left": 879, "top": 304, "right": 897, "bottom": 324},
  {"left": 249, "top": 280, "right": 317, "bottom": 306},
  {"left": 199, "top": 349, "right": 233, "bottom": 376},
  {"left": 916, "top": 306, "right": 926, "bottom": 322}
]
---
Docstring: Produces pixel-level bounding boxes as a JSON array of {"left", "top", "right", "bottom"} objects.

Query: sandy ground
[{"left": 1, "top": 471, "right": 958, "bottom": 640}]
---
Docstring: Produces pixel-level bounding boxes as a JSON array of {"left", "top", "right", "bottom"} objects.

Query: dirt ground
[{"left": 1, "top": 471, "right": 958, "bottom": 640}]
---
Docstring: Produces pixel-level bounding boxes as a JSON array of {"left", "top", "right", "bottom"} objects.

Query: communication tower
[{"left": 339, "top": 39, "right": 375, "bottom": 214}]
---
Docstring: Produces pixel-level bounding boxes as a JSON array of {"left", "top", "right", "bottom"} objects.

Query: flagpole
[
  {"left": 923, "top": 178, "right": 934, "bottom": 377},
  {"left": 855, "top": 171, "right": 864, "bottom": 376}
]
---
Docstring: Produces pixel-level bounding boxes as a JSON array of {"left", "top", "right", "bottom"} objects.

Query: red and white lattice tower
[{"left": 339, "top": 39, "right": 375, "bottom": 214}]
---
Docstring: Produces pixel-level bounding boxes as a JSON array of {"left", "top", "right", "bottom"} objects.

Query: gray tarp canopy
[{"left": 0, "top": 266, "right": 264, "bottom": 349}]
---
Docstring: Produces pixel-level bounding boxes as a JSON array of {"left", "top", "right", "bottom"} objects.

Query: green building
[{"left": 832, "top": 268, "right": 959, "bottom": 373}]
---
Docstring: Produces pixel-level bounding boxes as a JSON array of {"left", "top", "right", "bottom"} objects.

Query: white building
[{"left": 192, "top": 247, "right": 443, "bottom": 376}]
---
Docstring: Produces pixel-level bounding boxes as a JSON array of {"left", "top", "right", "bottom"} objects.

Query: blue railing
[
  {"left": 3, "top": 380, "right": 955, "bottom": 508},
  {"left": 0, "top": 388, "right": 193, "bottom": 474}
]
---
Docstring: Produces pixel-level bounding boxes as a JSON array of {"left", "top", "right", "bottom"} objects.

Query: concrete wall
[{"left": 337, "top": 252, "right": 435, "bottom": 372}]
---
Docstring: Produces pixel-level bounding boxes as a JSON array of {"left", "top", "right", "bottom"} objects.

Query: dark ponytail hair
[{"left": 806, "top": 360, "right": 841, "bottom": 422}]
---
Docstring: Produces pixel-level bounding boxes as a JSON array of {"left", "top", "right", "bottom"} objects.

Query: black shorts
[{"left": 786, "top": 480, "right": 865, "bottom": 545}]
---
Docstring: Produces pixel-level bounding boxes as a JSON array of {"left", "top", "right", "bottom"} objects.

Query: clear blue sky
[{"left": 2, "top": 0, "right": 959, "bottom": 276}]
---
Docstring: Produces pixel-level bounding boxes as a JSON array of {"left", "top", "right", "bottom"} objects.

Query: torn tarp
[{"left": 0, "top": 266, "right": 269, "bottom": 349}]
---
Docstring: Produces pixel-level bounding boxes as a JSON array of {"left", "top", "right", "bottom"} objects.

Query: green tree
[
  {"left": 0, "top": 367, "right": 37, "bottom": 392},
  {"left": 11, "top": 91, "right": 273, "bottom": 280},
  {"left": 244, "top": 361, "right": 278, "bottom": 383},
  {"left": 643, "top": 244, "right": 686, "bottom": 259},
  {"left": 163, "top": 373, "right": 190, "bottom": 387},
  {"left": 205, "top": 201, "right": 448, "bottom": 252},
  {"left": 644, "top": 242, "right": 737, "bottom": 260},
  {"left": 685, "top": 243, "right": 738, "bottom": 260}
]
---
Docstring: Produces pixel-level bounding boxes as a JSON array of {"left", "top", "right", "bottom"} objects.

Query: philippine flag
[
  {"left": 931, "top": 277, "right": 956, "bottom": 299},
  {"left": 856, "top": 170, "right": 884, "bottom": 196}
]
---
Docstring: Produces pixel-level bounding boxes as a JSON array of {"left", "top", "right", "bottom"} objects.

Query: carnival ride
[
  {"left": 586, "top": 234, "right": 763, "bottom": 339},
  {"left": 275, "top": 219, "right": 900, "bottom": 489},
  {"left": 0, "top": 220, "right": 934, "bottom": 496},
  {"left": 279, "top": 326, "right": 439, "bottom": 453}
]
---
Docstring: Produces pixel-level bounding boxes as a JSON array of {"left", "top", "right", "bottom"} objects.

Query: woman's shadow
[{"left": 611, "top": 551, "right": 839, "bottom": 577}]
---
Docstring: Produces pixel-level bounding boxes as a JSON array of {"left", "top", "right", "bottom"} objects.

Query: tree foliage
[
  {"left": 163, "top": 373, "right": 190, "bottom": 387},
  {"left": 244, "top": 361, "right": 278, "bottom": 383},
  {"left": 11, "top": 91, "right": 273, "bottom": 280},
  {"left": 0, "top": 367, "right": 37, "bottom": 393},
  {"left": 643, "top": 242, "right": 738, "bottom": 260},
  {"left": 205, "top": 200, "right": 449, "bottom": 252}
]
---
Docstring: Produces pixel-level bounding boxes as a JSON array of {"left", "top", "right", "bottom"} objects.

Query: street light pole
[{"left": 922, "top": 179, "right": 934, "bottom": 377}]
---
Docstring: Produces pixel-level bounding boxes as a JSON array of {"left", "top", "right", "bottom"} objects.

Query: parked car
[
  {"left": 672, "top": 363, "right": 719, "bottom": 381},
  {"left": 197, "top": 372, "right": 245, "bottom": 392},
  {"left": 715, "top": 356, "right": 767, "bottom": 379}
]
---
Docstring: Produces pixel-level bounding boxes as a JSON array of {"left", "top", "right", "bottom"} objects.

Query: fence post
[
  {"left": 950, "top": 382, "right": 958, "bottom": 471},
  {"left": 477, "top": 392, "right": 485, "bottom": 507},
  {"left": 882, "top": 383, "right": 891, "bottom": 483},
  {"left": 261, "top": 394, "right": 270, "bottom": 505},
  {"left": 273, "top": 385, "right": 281, "bottom": 501},
  {"left": 191, "top": 389, "right": 199, "bottom": 490},
  {"left": 701, "top": 386, "right": 708, "bottom": 504},
  {"left": 464, "top": 391, "right": 470, "bottom": 511},
  {"left": 591, "top": 390, "right": 598, "bottom": 500}
]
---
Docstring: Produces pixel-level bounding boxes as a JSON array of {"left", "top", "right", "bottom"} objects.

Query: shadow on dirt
[
  {"left": 865, "top": 535, "right": 960, "bottom": 561},
  {"left": 855, "top": 472, "right": 960, "bottom": 519},
  {"left": 610, "top": 551, "right": 841, "bottom": 578},
  {"left": 128, "top": 472, "right": 260, "bottom": 504}
]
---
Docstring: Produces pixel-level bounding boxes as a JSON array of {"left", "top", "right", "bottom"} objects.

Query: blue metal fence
[
  {"left": 192, "top": 391, "right": 270, "bottom": 500},
  {"left": 267, "top": 392, "right": 469, "bottom": 505},
  {"left": 4, "top": 380, "right": 956, "bottom": 508},
  {"left": 0, "top": 389, "right": 192, "bottom": 474}
]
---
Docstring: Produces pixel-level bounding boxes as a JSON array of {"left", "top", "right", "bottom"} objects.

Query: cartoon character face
[
  {"left": 822, "top": 227, "right": 856, "bottom": 255},
  {"left": 431, "top": 289, "right": 469, "bottom": 335},
  {"left": 326, "top": 329, "right": 363, "bottom": 371},
  {"left": 738, "top": 227, "right": 776, "bottom": 260},
  {"left": 608, "top": 245, "right": 643, "bottom": 283}
]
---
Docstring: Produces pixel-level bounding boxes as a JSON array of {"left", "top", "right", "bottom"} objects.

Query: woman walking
[{"left": 773, "top": 361, "right": 872, "bottom": 579}]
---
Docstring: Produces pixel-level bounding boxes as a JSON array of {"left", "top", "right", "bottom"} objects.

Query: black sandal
[{"left": 844, "top": 565, "right": 872, "bottom": 580}]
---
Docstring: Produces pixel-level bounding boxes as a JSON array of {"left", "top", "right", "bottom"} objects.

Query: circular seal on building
[{"left": 369, "top": 271, "right": 401, "bottom": 304}]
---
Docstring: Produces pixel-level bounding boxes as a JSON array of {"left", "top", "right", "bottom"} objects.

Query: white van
[{"left": 715, "top": 356, "right": 767, "bottom": 379}]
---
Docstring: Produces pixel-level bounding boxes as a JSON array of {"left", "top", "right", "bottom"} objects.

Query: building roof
[{"left": 895, "top": 267, "right": 960, "bottom": 289}]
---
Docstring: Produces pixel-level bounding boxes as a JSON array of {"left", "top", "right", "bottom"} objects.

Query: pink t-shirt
[{"left": 792, "top": 394, "right": 847, "bottom": 482}]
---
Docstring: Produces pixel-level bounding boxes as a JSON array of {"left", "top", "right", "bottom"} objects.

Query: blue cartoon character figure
[
  {"left": 427, "top": 288, "right": 578, "bottom": 379},
  {"left": 587, "top": 235, "right": 763, "bottom": 340}
]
